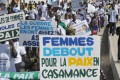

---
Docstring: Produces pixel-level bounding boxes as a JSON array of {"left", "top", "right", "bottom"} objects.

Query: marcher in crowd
[{"left": 108, "top": 3, "right": 118, "bottom": 36}]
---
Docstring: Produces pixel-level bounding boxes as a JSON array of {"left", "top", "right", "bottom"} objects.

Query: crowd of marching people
[{"left": 0, "top": 0, "right": 120, "bottom": 75}]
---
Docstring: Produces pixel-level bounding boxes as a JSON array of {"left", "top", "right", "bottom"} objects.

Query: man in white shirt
[
  {"left": 77, "top": 9, "right": 84, "bottom": 21},
  {"left": 64, "top": 2, "right": 68, "bottom": 9},
  {"left": 69, "top": 14, "right": 81, "bottom": 26},
  {"left": 41, "top": 1, "right": 47, "bottom": 18},
  {"left": 28, "top": 6, "right": 36, "bottom": 20},
  {"left": 98, "top": 5, "right": 105, "bottom": 28},
  {"left": 12, "top": 39, "right": 26, "bottom": 72},
  {"left": 46, "top": 11, "right": 55, "bottom": 21},
  {"left": 57, "top": 7, "right": 63, "bottom": 16},
  {"left": 63, "top": 13, "right": 71, "bottom": 27},
  {"left": 0, "top": 41, "right": 17, "bottom": 72},
  {"left": 108, "top": 3, "right": 118, "bottom": 36}
]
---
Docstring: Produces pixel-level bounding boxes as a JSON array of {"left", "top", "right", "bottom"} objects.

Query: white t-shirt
[
  {"left": 77, "top": 11, "right": 84, "bottom": 20},
  {"left": 98, "top": 8, "right": 105, "bottom": 17},
  {"left": 63, "top": 19, "right": 71, "bottom": 27},
  {"left": 57, "top": 10, "right": 63, "bottom": 16},
  {"left": 115, "top": 4, "right": 119, "bottom": 14},
  {"left": 0, "top": 44, "right": 16, "bottom": 72},
  {"left": 118, "top": 4, "right": 120, "bottom": 9},
  {"left": 57, "top": 25, "right": 66, "bottom": 35},
  {"left": 46, "top": 16, "right": 55, "bottom": 21},
  {"left": 37, "top": 4, "right": 42, "bottom": 10},
  {"left": 95, "top": 7, "right": 99, "bottom": 12},
  {"left": 28, "top": 9, "right": 36, "bottom": 19},
  {"left": 13, "top": 42, "right": 26, "bottom": 64},
  {"left": 34, "top": 8, "right": 38, "bottom": 15},
  {"left": 41, "top": 4, "right": 47, "bottom": 18},
  {"left": 63, "top": 3, "right": 68, "bottom": 10},
  {"left": 34, "top": 8, "right": 39, "bottom": 20},
  {"left": 109, "top": 9, "right": 118, "bottom": 22},
  {"left": 69, "top": 19, "right": 81, "bottom": 26},
  {"left": 41, "top": 4, "right": 47, "bottom": 12}
]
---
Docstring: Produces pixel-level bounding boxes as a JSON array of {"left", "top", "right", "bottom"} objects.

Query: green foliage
[{"left": 66, "top": 26, "right": 75, "bottom": 35}]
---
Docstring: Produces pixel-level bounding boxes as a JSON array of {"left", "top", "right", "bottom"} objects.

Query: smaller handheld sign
[
  {"left": 0, "top": 29, "right": 19, "bottom": 42},
  {"left": 19, "top": 20, "right": 56, "bottom": 47},
  {"left": 72, "top": 20, "right": 91, "bottom": 36},
  {"left": 0, "top": 12, "right": 25, "bottom": 42},
  {"left": 72, "top": 0, "right": 84, "bottom": 11}
]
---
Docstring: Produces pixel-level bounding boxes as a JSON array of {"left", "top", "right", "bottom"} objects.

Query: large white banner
[
  {"left": 40, "top": 36, "right": 100, "bottom": 80},
  {"left": 72, "top": 20, "right": 91, "bottom": 36},
  {"left": 72, "top": 0, "right": 84, "bottom": 11},
  {"left": 19, "top": 20, "right": 56, "bottom": 47},
  {"left": 0, "top": 12, "right": 25, "bottom": 42}
]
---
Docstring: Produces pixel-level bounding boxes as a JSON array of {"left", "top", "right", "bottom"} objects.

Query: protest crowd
[{"left": 0, "top": 0, "right": 120, "bottom": 80}]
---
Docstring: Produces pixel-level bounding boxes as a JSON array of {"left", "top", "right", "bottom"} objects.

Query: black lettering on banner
[
  {"left": 0, "top": 29, "right": 19, "bottom": 41},
  {"left": 6, "top": 17, "right": 10, "bottom": 23},
  {"left": 60, "top": 58, "right": 66, "bottom": 67},
  {"left": 39, "top": 31, "right": 54, "bottom": 35},
  {"left": 31, "top": 35, "right": 39, "bottom": 40},
  {"left": 42, "top": 69, "right": 98, "bottom": 79},
  {"left": 10, "top": 14, "right": 24, "bottom": 22},
  {"left": 0, "top": 18, "right": 5, "bottom": 24},
  {"left": 41, "top": 58, "right": 57, "bottom": 67},
  {"left": 23, "top": 41, "right": 39, "bottom": 46}
]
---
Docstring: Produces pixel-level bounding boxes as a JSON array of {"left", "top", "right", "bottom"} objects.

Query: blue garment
[
  {"left": 93, "top": 25, "right": 98, "bottom": 31},
  {"left": 13, "top": 8, "right": 20, "bottom": 13}
]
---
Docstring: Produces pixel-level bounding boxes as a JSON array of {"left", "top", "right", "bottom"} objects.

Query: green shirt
[{"left": 58, "top": 22, "right": 66, "bottom": 30}]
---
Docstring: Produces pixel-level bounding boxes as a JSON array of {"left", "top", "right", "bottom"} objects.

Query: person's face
[
  {"left": 78, "top": 9, "right": 81, "bottom": 12},
  {"left": 8, "top": 8, "right": 12, "bottom": 13},
  {"left": 82, "top": 25, "right": 87, "bottom": 30},
  {"left": 55, "top": 16, "right": 60, "bottom": 22},
  {"left": 49, "top": 12, "right": 54, "bottom": 18},
  {"left": 65, "top": 15, "right": 69, "bottom": 19},
  {"left": 28, "top": 16, "right": 31, "bottom": 20},
  {"left": 79, "top": 2, "right": 82, "bottom": 6},
  {"left": 94, "top": 12, "right": 97, "bottom": 16},
  {"left": 29, "top": 1, "right": 31, "bottom": 4},
  {"left": 73, "top": 15, "right": 76, "bottom": 20},
  {"left": 112, "top": 4, "right": 115, "bottom": 9},
  {"left": 26, "top": 16, "right": 31, "bottom": 20},
  {"left": 55, "top": 17, "right": 58, "bottom": 22}
]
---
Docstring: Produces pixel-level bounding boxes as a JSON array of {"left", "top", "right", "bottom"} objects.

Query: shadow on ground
[{"left": 100, "top": 27, "right": 114, "bottom": 80}]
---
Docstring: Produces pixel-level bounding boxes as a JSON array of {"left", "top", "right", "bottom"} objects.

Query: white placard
[
  {"left": 19, "top": 20, "right": 56, "bottom": 47},
  {"left": 0, "top": 12, "right": 25, "bottom": 42},
  {"left": 40, "top": 35, "right": 100, "bottom": 80},
  {"left": 72, "top": 20, "right": 91, "bottom": 36},
  {"left": 72, "top": 0, "right": 84, "bottom": 11}
]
